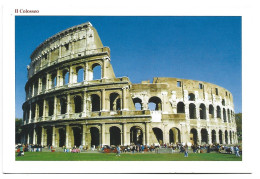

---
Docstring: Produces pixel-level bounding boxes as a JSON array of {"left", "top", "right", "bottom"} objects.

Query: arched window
[
  {"left": 130, "top": 126, "right": 143, "bottom": 145},
  {"left": 209, "top": 104, "right": 214, "bottom": 118},
  {"left": 189, "top": 103, "right": 196, "bottom": 119},
  {"left": 38, "top": 100, "right": 43, "bottom": 117},
  {"left": 148, "top": 96, "right": 162, "bottom": 111},
  {"left": 92, "top": 63, "right": 102, "bottom": 80},
  {"left": 190, "top": 128, "right": 198, "bottom": 145},
  {"left": 152, "top": 127, "right": 163, "bottom": 145},
  {"left": 201, "top": 128, "right": 208, "bottom": 144},
  {"left": 222, "top": 99, "right": 225, "bottom": 106},
  {"left": 76, "top": 66, "right": 84, "bottom": 83},
  {"left": 51, "top": 73, "right": 57, "bottom": 88},
  {"left": 42, "top": 77, "right": 46, "bottom": 91},
  {"left": 212, "top": 130, "right": 216, "bottom": 144},
  {"left": 219, "top": 130, "right": 223, "bottom": 144},
  {"left": 91, "top": 94, "right": 100, "bottom": 112},
  {"left": 110, "top": 93, "right": 121, "bottom": 111},
  {"left": 48, "top": 98, "right": 54, "bottom": 116},
  {"left": 74, "top": 96, "right": 82, "bottom": 113},
  {"left": 110, "top": 126, "right": 121, "bottom": 146},
  {"left": 188, "top": 93, "right": 195, "bottom": 101},
  {"left": 199, "top": 103, "right": 206, "bottom": 119},
  {"left": 217, "top": 106, "right": 221, "bottom": 118},
  {"left": 223, "top": 108, "right": 227, "bottom": 122},
  {"left": 133, "top": 98, "right": 142, "bottom": 110},
  {"left": 177, "top": 102, "right": 185, "bottom": 113},
  {"left": 60, "top": 97, "right": 67, "bottom": 114},
  {"left": 63, "top": 70, "right": 69, "bottom": 85}
]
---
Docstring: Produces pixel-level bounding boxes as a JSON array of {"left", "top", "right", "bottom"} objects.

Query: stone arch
[
  {"left": 148, "top": 96, "right": 162, "bottom": 111},
  {"left": 42, "top": 76, "right": 47, "bottom": 92},
  {"left": 51, "top": 72, "right": 57, "bottom": 88},
  {"left": 47, "top": 98, "right": 54, "bottom": 116},
  {"left": 189, "top": 103, "right": 196, "bottom": 119},
  {"left": 130, "top": 126, "right": 143, "bottom": 145},
  {"left": 201, "top": 128, "right": 208, "bottom": 144},
  {"left": 225, "top": 130, "right": 228, "bottom": 144},
  {"left": 177, "top": 102, "right": 185, "bottom": 113},
  {"left": 74, "top": 95, "right": 82, "bottom": 113},
  {"left": 211, "top": 130, "right": 216, "bottom": 144},
  {"left": 199, "top": 103, "right": 206, "bottom": 119},
  {"left": 133, "top": 97, "right": 142, "bottom": 110},
  {"left": 72, "top": 126, "right": 82, "bottom": 147},
  {"left": 92, "top": 63, "right": 102, "bottom": 80},
  {"left": 169, "top": 127, "right": 181, "bottom": 144},
  {"left": 59, "top": 97, "right": 67, "bottom": 114},
  {"left": 91, "top": 94, "right": 101, "bottom": 112},
  {"left": 223, "top": 108, "right": 227, "bottom": 122},
  {"left": 63, "top": 69, "right": 69, "bottom": 85},
  {"left": 152, "top": 127, "right": 163, "bottom": 145},
  {"left": 59, "top": 128, "right": 66, "bottom": 147},
  {"left": 76, "top": 66, "right": 84, "bottom": 83},
  {"left": 219, "top": 130, "right": 223, "bottom": 144},
  {"left": 217, "top": 106, "right": 221, "bottom": 119},
  {"left": 209, "top": 104, "right": 214, "bottom": 118},
  {"left": 110, "top": 92, "right": 121, "bottom": 111},
  {"left": 90, "top": 127, "right": 100, "bottom": 147},
  {"left": 190, "top": 128, "right": 198, "bottom": 145},
  {"left": 38, "top": 100, "right": 44, "bottom": 117},
  {"left": 110, "top": 126, "right": 121, "bottom": 146},
  {"left": 46, "top": 127, "right": 53, "bottom": 146},
  {"left": 188, "top": 93, "right": 195, "bottom": 101}
]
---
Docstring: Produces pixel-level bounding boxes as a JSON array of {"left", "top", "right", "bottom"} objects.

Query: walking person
[
  {"left": 235, "top": 146, "right": 240, "bottom": 157},
  {"left": 184, "top": 146, "right": 188, "bottom": 157},
  {"left": 116, "top": 145, "right": 121, "bottom": 156}
]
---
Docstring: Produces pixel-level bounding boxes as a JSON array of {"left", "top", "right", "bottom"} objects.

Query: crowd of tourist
[{"left": 16, "top": 142, "right": 241, "bottom": 157}]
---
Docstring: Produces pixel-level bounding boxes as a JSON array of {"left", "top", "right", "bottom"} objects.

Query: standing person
[
  {"left": 184, "top": 146, "right": 188, "bottom": 157},
  {"left": 235, "top": 146, "right": 240, "bottom": 157},
  {"left": 116, "top": 145, "right": 121, "bottom": 156}
]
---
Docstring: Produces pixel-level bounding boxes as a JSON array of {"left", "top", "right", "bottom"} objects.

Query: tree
[
  {"left": 15, "top": 118, "right": 23, "bottom": 144},
  {"left": 235, "top": 113, "right": 242, "bottom": 142}
]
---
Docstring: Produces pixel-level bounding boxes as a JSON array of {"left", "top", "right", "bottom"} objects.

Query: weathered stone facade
[{"left": 21, "top": 22, "right": 238, "bottom": 148}]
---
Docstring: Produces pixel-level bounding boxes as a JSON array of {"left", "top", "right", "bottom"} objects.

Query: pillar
[
  {"left": 122, "top": 87, "right": 127, "bottom": 110},
  {"left": 33, "top": 128, "right": 36, "bottom": 144},
  {"left": 29, "top": 104, "right": 32, "bottom": 123},
  {"left": 38, "top": 78, "right": 42, "bottom": 94},
  {"left": 145, "top": 123, "right": 150, "bottom": 145},
  {"left": 66, "top": 125, "right": 70, "bottom": 148},
  {"left": 69, "top": 66, "right": 73, "bottom": 84},
  {"left": 53, "top": 96, "right": 57, "bottom": 119},
  {"left": 101, "top": 89, "right": 106, "bottom": 111},
  {"left": 215, "top": 129, "right": 219, "bottom": 144},
  {"left": 208, "top": 128, "right": 212, "bottom": 144},
  {"left": 67, "top": 94, "right": 70, "bottom": 115},
  {"left": 82, "top": 125, "right": 86, "bottom": 146},
  {"left": 41, "top": 127, "right": 45, "bottom": 146},
  {"left": 122, "top": 123, "right": 127, "bottom": 146},
  {"left": 52, "top": 126, "right": 56, "bottom": 147},
  {"left": 101, "top": 123, "right": 106, "bottom": 146},
  {"left": 197, "top": 128, "right": 201, "bottom": 145},
  {"left": 82, "top": 91, "right": 87, "bottom": 117}
]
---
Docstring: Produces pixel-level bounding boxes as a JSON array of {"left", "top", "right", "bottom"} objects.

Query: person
[
  {"left": 17, "top": 145, "right": 24, "bottom": 156},
  {"left": 235, "top": 146, "right": 240, "bottom": 157},
  {"left": 116, "top": 145, "right": 121, "bottom": 156},
  {"left": 184, "top": 146, "right": 188, "bottom": 157}
]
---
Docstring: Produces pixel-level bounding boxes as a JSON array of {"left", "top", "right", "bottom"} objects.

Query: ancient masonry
[{"left": 21, "top": 22, "right": 238, "bottom": 148}]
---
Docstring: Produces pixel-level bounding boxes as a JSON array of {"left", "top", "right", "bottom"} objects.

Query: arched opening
[
  {"left": 227, "top": 109, "right": 231, "bottom": 123},
  {"left": 38, "top": 100, "right": 43, "bottom": 117},
  {"left": 51, "top": 73, "right": 57, "bottom": 88},
  {"left": 48, "top": 98, "right": 54, "bottom": 116},
  {"left": 46, "top": 127, "right": 52, "bottom": 146},
  {"left": 217, "top": 106, "right": 221, "bottom": 119},
  {"left": 91, "top": 94, "right": 100, "bottom": 112},
  {"left": 31, "top": 103, "right": 36, "bottom": 119},
  {"left": 148, "top": 96, "right": 162, "bottom": 111},
  {"left": 90, "top": 127, "right": 100, "bottom": 147},
  {"left": 110, "top": 93, "right": 121, "bottom": 111},
  {"left": 223, "top": 108, "right": 227, "bottom": 122},
  {"left": 177, "top": 102, "right": 185, "bottom": 113},
  {"left": 209, "top": 104, "right": 214, "bottom": 118},
  {"left": 133, "top": 98, "right": 142, "bottom": 110},
  {"left": 152, "top": 127, "right": 163, "bottom": 145},
  {"left": 189, "top": 103, "right": 196, "bottom": 119},
  {"left": 110, "top": 126, "right": 121, "bottom": 146},
  {"left": 36, "top": 128, "right": 42, "bottom": 145},
  {"left": 74, "top": 96, "right": 82, "bottom": 113},
  {"left": 76, "top": 67, "right": 84, "bottom": 83},
  {"left": 190, "top": 128, "right": 198, "bottom": 145},
  {"left": 188, "top": 93, "right": 195, "bottom": 101},
  {"left": 63, "top": 70, "right": 69, "bottom": 85},
  {"left": 130, "top": 126, "right": 143, "bottom": 145},
  {"left": 59, "top": 128, "right": 66, "bottom": 147},
  {"left": 225, "top": 130, "right": 228, "bottom": 144},
  {"left": 42, "top": 77, "right": 46, "bottom": 91},
  {"left": 34, "top": 81, "right": 38, "bottom": 95},
  {"left": 60, "top": 97, "right": 67, "bottom": 114},
  {"left": 201, "top": 128, "right": 208, "bottom": 144},
  {"left": 212, "top": 130, "right": 216, "bottom": 144},
  {"left": 169, "top": 127, "right": 181, "bottom": 144},
  {"left": 219, "top": 130, "right": 223, "bottom": 144},
  {"left": 199, "top": 103, "right": 206, "bottom": 119},
  {"left": 72, "top": 127, "right": 82, "bottom": 147},
  {"left": 92, "top": 63, "right": 102, "bottom": 80},
  {"left": 222, "top": 99, "right": 225, "bottom": 106}
]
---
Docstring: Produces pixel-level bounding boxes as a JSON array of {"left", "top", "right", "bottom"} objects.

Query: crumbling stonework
[{"left": 21, "top": 22, "right": 238, "bottom": 148}]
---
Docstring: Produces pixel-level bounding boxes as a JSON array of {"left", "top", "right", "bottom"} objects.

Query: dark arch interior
[
  {"left": 152, "top": 128, "right": 163, "bottom": 144},
  {"left": 73, "top": 127, "right": 82, "bottom": 147},
  {"left": 190, "top": 128, "right": 198, "bottom": 145},
  {"left": 91, "top": 94, "right": 100, "bottom": 112},
  {"left": 188, "top": 93, "right": 195, "bottom": 101},
  {"left": 110, "top": 93, "right": 121, "bottom": 111},
  {"left": 177, "top": 102, "right": 185, "bottom": 113},
  {"left": 189, "top": 103, "right": 196, "bottom": 119},
  {"left": 90, "top": 127, "right": 100, "bottom": 147},
  {"left": 110, "top": 126, "right": 121, "bottom": 146},
  {"left": 74, "top": 96, "right": 82, "bottom": 113},
  {"left": 59, "top": 128, "right": 66, "bottom": 147},
  {"left": 148, "top": 97, "right": 162, "bottom": 111},
  {"left": 130, "top": 126, "right": 143, "bottom": 145}
]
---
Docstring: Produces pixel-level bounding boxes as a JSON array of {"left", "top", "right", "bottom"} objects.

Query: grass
[{"left": 15, "top": 152, "right": 242, "bottom": 161}]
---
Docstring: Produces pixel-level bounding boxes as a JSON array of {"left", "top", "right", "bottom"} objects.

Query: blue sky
[{"left": 15, "top": 16, "right": 241, "bottom": 118}]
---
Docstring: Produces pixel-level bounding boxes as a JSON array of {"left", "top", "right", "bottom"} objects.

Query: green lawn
[{"left": 15, "top": 152, "right": 242, "bottom": 161}]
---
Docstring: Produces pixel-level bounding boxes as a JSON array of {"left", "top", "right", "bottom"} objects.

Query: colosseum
[{"left": 21, "top": 21, "right": 238, "bottom": 149}]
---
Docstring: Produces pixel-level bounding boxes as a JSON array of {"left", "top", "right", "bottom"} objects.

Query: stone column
[
  {"left": 32, "top": 83, "right": 35, "bottom": 97},
  {"left": 197, "top": 128, "right": 201, "bottom": 145},
  {"left": 57, "top": 69, "right": 61, "bottom": 87},
  {"left": 43, "top": 99, "right": 46, "bottom": 120},
  {"left": 101, "top": 89, "right": 106, "bottom": 111},
  {"left": 206, "top": 105, "right": 209, "bottom": 121},
  {"left": 122, "top": 123, "right": 127, "bottom": 146},
  {"left": 122, "top": 87, "right": 127, "bottom": 110},
  {"left": 29, "top": 104, "right": 32, "bottom": 123},
  {"left": 53, "top": 96, "right": 57, "bottom": 120},
  {"left": 215, "top": 129, "right": 219, "bottom": 144},
  {"left": 67, "top": 94, "right": 71, "bottom": 116},
  {"left": 208, "top": 128, "right": 212, "bottom": 144},
  {"left": 163, "top": 124, "right": 169, "bottom": 144},
  {"left": 33, "top": 128, "right": 36, "bottom": 144},
  {"left": 69, "top": 66, "right": 73, "bottom": 84},
  {"left": 66, "top": 125, "right": 70, "bottom": 148},
  {"left": 196, "top": 104, "right": 200, "bottom": 120},
  {"left": 35, "top": 103, "right": 39, "bottom": 122},
  {"left": 82, "top": 125, "right": 86, "bottom": 146},
  {"left": 227, "top": 131, "right": 230, "bottom": 144},
  {"left": 84, "top": 62, "right": 89, "bottom": 81},
  {"left": 41, "top": 127, "right": 45, "bottom": 146},
  {"left": 222, "top": 131, "right": 226, "bottom": 144},
  {"left": 52, "top": 126, "right": 56, "bottom": 147},
  {"left": 145, "top": 123, "right": 150, "bottom": 145},
  {"left": 82, "top": 91, "right": 87, "bottom": 117},
  {"left": 101, "top": 123, "right": 106, "bottom": 146},
  {"left": 38, "top": 78, "right": 42, "bottom": 94},
  {"left": 46, "top": 73, "right": 50, "bottom": 90}
]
